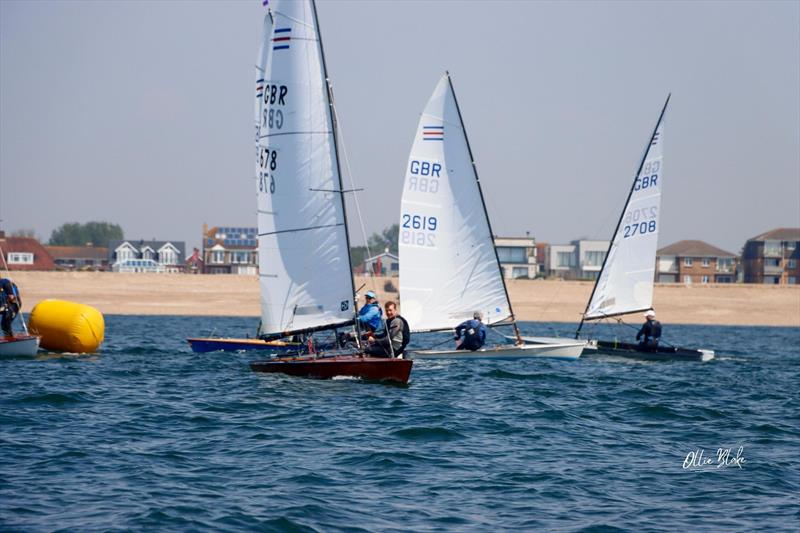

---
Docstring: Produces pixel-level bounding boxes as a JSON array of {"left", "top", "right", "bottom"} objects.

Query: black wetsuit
[
  {"left": 0, "top": 279, "right": 21, "bottom": 337},
  {"left": 636, "top": 319, "right": 662, "bottom": 351}
]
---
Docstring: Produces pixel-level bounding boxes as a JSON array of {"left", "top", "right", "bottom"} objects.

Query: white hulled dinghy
[
  {"left": 575, "top": 96, "right": 713, "bottom": 362},
  {"left": 398, "top": 74, "right": 585, "bottom": 360},
  {"left": 248, "top": 0, "right": 411, "bottom": 383}
]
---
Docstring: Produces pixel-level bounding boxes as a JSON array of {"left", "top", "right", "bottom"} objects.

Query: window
[
  {"left": 684, "top": 258, "right": 693, "bottom": 267},
  {"left": 8, "top": 252, "right": 34, "bottom": 265},
  {"left": 117, "top": 248, "right": 133, "bottom": 262},
  {"left": 702, "top": 258, "right": 710, "bottom": 267},
  {"left": 764, "top": 240, "right": 782, "bottom": 256},
  {"left": 160, "top": 250, "right": 176, "bottom": 265},
  {"left": 496, "top": 247, "right": 527, "bottom": 264},
  {"left": 717, "top": 258, "right": 733, "bottom": 272},
  {"left": 212, "top": 251, "right": 225, "bottom": 264},
  {"left": 789, "top": 277, "right": 797, "bottom": 285},
  {"left": 511, "top": 267, "right": 529, "bottom": 279},
  {"left": 142, "top": 249, "right": 154, "bottom": 261},
  {"left": 701, "top": 275, "right": 709, "bottom": 283},
  {"left": 585, "top": 251, "right": 606, "bottom": 267},
  {"left": 789, "top": 259, "right": 797, "bottom": 269},
  {"left": 765, "top": 258, "right": 781, "bottom": 267},
  {"left": 684, "top": 275, "right": 692, "bottom": 284},
  {"left": 557, "top": 251, "right": 574, "bottom": 267},
  {"left": 231, "top": 251, "right": 249, "bottom": 264}
]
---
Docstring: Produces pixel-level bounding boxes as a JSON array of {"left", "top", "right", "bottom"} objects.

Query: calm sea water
[{"left": 1, "top": 315, "right": 798, "bottom": 532}]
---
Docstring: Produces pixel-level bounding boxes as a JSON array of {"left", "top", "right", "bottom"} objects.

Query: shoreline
[{"left": 8, "top": 272, "right": 800, "bottom": 327}]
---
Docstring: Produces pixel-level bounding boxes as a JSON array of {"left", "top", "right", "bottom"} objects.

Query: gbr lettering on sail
[{"left": 402, "top": 158, "right": 441, "bottom": 248}]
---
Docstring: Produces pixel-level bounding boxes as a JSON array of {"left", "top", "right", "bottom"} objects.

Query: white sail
[
  {"left": 584, "top": 100, "right": 668, "bottom": 320},
  {"left": 255, "top": 0, "right": 354, "bottom": 337},
  {"left": 399, "top": 74, "right": 511, "bottom": 332}
]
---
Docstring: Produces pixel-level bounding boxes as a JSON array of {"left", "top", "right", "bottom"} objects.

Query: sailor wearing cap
[
  {"left": 636, "top": 309, "right": 662, "bottom": 351},
  {"left": 357, "top": 290, "right": 384, "bottom": 335}
]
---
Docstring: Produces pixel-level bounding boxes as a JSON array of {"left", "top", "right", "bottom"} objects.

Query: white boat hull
[
  {"left": 409, "top": 340, "right": 586, "bottom": 360},
  {"left": 0, "top": 335, "right": 40, "bottom": 358}
]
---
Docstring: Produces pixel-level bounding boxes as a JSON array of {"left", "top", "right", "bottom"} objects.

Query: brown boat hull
[{"left": 250, "top": 355, "right": 413, "bottom": 384}]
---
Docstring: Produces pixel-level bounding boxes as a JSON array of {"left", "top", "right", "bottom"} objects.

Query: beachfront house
[
  {"left": 46, "top": 245, "right": 109, "bottom": 271},
  {"left": 108, "top": 240, "right": 186, "bottom": 273},
  {"left": 741, "top": 228, "right": 800, "bottom": 284},
  {"left": 362, "top": 251, "right": 398, "bottom": 277},
  {"left": 656, "top": 240, "right": 737, "bottom": 284},
  {"left": 202, "top": 224, "right": 258, "bottom": 275},
  {"left": 495, "top": 236, "right": 538, "bottom": 279},
  {"left": 0, "top": 232, "right": 56, "bottom": 271},
  {"left": 545, "top": 240, "right": 609, "bottom": 280}
]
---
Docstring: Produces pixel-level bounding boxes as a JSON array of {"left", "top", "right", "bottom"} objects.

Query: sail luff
[
  {"left": 255, "top": 0, "right": 355, "bottom": 338},
  {"left": 577, "top": 94, "right": 671, "bottom": 336},
  {"left": 444, "top": 73, "right": 522, "bottom": 344}
]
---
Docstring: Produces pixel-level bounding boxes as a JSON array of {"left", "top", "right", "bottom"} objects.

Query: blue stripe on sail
[
  {"left": 273, "top": 45, "right": 290, "bottom": 50},
  {"left": 275, "top": 28, "right": 291, "bottom": 33}
]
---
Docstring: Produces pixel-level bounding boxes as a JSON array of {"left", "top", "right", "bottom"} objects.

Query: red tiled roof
[
  {"left": 0, "top": 237, "right": 56, "bottom": 270},
  {"left": 46, "top": 245, "right": 109, "bottom": 260},
  {"left": 747, "top": 228, "right": 800, "bottom": 242},
  {"left": 657, "top": 240, "right": 736, "bottom": 258}
]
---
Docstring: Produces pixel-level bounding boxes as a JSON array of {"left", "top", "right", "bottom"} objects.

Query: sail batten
[
  {"left": 255, "top": 0, "right": 354, "bottom": 337},
  {"left": 582, "top": 96, "right": 670, "bottom": 324},
  {"left": 399, "top": 74, "right": 512, "bottom": 332}
]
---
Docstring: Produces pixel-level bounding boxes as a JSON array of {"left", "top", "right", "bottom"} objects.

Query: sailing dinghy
[
  {"left": 399, "top": 74, "right": 586, "bottom": 360},
  {"left": 0, "top": 334, "right": 40, "bottom": 358},
  {"left": 248, "top": 0, "right": 411, "bottom": 383},
  {"left": 576, "top": 95, "right": 713, "bottom": 362}
]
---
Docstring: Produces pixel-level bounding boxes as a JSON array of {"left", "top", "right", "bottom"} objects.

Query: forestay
[
  {"left": 399, "top": 74, "right": 511, "bottom": 332},
  {"left": 255, "top": 0, "right": 354, "bottom": 337},
  {"left": 584, "top": 99, "right": 668, "bottom": 320}
]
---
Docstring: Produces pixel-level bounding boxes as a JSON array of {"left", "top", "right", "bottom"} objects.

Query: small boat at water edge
[
  {"left": 0, "top": 334, "right": 40, "bottom": 358},
  {"left": 251, "top": 353, "right": 413, "bottom": 384}
]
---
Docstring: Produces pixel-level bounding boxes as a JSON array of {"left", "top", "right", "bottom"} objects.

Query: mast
[
  {"left": 310, "top": 0, "right": 362, "bottom": 346},
  {"left": 576, "top": 94, "right": 671, "bottom": 338},
  {"left": 446, "top": 72, "right": 523, "bottom": 345}
]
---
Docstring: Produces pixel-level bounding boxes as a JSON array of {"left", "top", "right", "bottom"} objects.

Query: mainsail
[
  {"left": 582, "top": 96, "right": 670, "bottom": 323},
  {"left": 255, "top": 0, "right": 355, "bottom": 337},
  {"left": 399, "top": 74, "right": 513, "bottom": 332}
]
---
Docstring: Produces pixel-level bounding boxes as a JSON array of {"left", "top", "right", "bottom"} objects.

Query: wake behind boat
[
  {"left": 398, "top": 73, "right": 586, "bottom": 360},
  {"left": 574, "top": 96, "right": 714, "bottom": 362},
  {"left": 247, "top": 0, "right": 411, "bottom": 383}
]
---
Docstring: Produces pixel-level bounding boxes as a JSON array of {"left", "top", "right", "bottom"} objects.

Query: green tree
[
  {"left": 367, "top": 223, "right": 398, "bottom": 255},
  {"left": 49, "top": 221, "right": 124, "bottom": 246}
]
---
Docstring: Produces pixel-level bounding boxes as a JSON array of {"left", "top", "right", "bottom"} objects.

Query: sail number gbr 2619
[
  {"left": 401, "top": 214, "right": 437, "bottom": 247},
  {"left": 258, "top": 147, "right": 278, "bottom": 194}
]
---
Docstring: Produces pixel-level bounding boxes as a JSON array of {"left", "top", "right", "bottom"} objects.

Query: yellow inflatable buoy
[{"left": 28, "top": 300, "right": 105, "bottom": 353}]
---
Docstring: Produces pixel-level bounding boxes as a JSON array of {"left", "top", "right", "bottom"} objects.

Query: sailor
[
  {"left": 357, "top": 290, "right": 387, "bottom": 356},
  {"left": 384, "top": 301, "right": 411, "bottom": 358},
  {"left": 454, "top": 311, "right": 487, "bottom": 351},
  {"left": 636, "top": 309, "right": 662, "bottom": 351},
  {"left": 0, "top": 278, "right": 21, "bottom": 337}
]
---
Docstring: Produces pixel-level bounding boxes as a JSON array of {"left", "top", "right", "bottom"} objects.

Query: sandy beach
[{"left": 7, "top": 272, "right": 799, "bottom": 327}]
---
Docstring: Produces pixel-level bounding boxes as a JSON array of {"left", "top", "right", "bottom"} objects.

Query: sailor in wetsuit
[
  {"left": 0, "top": 278, "right": 21, "bottom": 337},
  {"left": 636, "top": 309, "right": 662, "bottom": 351},
  {"left": 454, "top": 311, "right": 487, "bottom": 351}
]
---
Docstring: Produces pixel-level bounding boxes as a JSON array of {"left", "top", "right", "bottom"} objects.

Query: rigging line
[
  {"left": 259, "top": 223, "right": 344, "bottom": 237},
  {"left": 309, "top": 188, "right": 364, "bottom": 194},
  {"left": 258, "top": 130, "right": 332, "bottom": 140},
  {"left": 330, "top": 99, "right": 379, "bottom": 294}
]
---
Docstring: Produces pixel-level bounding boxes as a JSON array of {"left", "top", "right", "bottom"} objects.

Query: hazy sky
[{"left": 1, "top": 0, "right": 798, "bottom": 255}]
